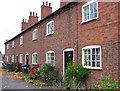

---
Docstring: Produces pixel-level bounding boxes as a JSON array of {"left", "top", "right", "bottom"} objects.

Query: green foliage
[
  {"left": 94, "top": 77, "right": 120, "bottom": 89},
  {"left": 38, "top": 63, "right": 59, "bottom": 83},
  {"left": 64, "top": 61, "right": 90, "bottom": 89},
  {"left": 12, "top": 62, "right": 22, "bottom": 72}
]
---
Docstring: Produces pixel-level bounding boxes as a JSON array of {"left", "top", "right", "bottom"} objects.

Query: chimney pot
[
  {"left": 49, "top": 3, "right": 51, "bottom": 7},
  {"left": 33, "top": 12, "right": 35, "bottom": 16},
  {"left": 43, "top": 1, "right": 44, "bottom": 5},
  {"left": 30, "top": 12, "right": 32, "bottom": 16},
  {"left": 46, "top": 1, "right": 48, "bottom": 6},
  {"left": 23, "top": 19, "right": 24, "bottom": 22},
  {"left": 36, "top": 13, "right": 38, "bottom": 17}
]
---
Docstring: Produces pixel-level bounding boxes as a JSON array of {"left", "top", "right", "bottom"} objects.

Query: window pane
[
  {"left": 97, "top": 61, "right": 100, "bottom": 67},
  {"left": 88, "top": 49, "right": 90, "bottom": 54},
  {"left": 94, "top": 2, "right": 97, "bottom": 12},
  {"left": 92, "top": 55, "right": 95, "bottom": 60},
  {"left": 96, "top": 55, "right": 100, "bottom": 60},
  {"left": 90, "top": 14, "right": 93, "bottom": 19},
  {"left": 84, "top": 55, "right": 87, "bottom": 60},
  {"left": 92, "top": 61, "right": 95, "bottom": 67},
  {"left": 88, "top": 61, "right": 91, "bottom": 66},
  {"left": 96, "top": 48, "right": 100, "bottom": 54},
  {"left": 92, "top": 48, "right": 95, "bottom": 54},
  {"left": 88, "top": 55, "right": 91, "bottom": 60},
  {"left": 51, "top": 53, "right": 54, "bottom": 56},
  {"left": 84, "top": 60, "right": 87, "bottom": 66},
  {"left": 51, "top": 57, "right": 54, "bottom": 60},
  {"left": 94, "top": 13, "right": 97, "bottom": 18}
]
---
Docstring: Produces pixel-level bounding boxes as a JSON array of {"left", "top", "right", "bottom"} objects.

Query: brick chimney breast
[{"left": 41, "top": 1, "right": 52, "bottom": 19}]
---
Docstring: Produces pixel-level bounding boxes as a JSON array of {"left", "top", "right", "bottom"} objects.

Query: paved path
[{"left": 2, "top": 75, "right": 57, "bottom": 90}]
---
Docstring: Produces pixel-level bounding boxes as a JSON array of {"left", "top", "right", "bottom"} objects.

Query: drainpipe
[{"left": 76, "top": 3, "right": 79, "bottom": 61}]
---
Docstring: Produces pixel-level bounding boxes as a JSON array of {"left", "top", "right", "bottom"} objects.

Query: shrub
[
  {"left": 64, "top": 61, "right": 90, "bottom": 89},
  {"left": 37, "top": 63, "right": 59, "bottom": 83},
  {"left": 2, "top": 63, "right": 8, "bottom": 69},
  {"left": 27, "top": 64, "right": 40, "bottom": 80},
  {"left": 12, "top": 62, "right": 22, "bottom": 72},
  {"left": 94, "top": 77, "right": 120, "bottom": 89}
]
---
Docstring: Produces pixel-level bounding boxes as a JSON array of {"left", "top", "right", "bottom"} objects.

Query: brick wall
[
  {"left": 78, "top": 2, "right": 119, "bottom": 86},
  {"left": 5, "top": 2, "right": 119, "bottom": 87}
]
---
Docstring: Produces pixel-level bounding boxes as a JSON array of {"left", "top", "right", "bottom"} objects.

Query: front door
[
  {"left": 26, "top": 55, "right": 29, "bottom": 65},
  {"left": 64, "top": 51, "right": 73, "bottom": 70}
]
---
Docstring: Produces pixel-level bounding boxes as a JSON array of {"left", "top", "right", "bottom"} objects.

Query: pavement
[{"left": 1, "top": 68, "right": 57, "bottom": 91}]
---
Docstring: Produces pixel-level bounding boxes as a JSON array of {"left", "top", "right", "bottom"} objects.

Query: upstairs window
[
  {"left": 82, "top": 45, "right": 101, "bottom": 69},
  {"left": 7, "top": 44, "right": 9, "bottom": 49},
  {"left": 32, "top": 53, "right": 38, "bottom": 64},
  {"left": 12, "top": 41, "right": 14, "bottom": 48},
  {"left": 20, "top": 36, "right": 23, "bottom": 45},
  {"left": 82, "top": 0, "right": 98, "bottom": 23},
  {"left": 20, "top": 54, "right": 23, "bottom": 63},
  {"left": 12, "top": 55, "right": 14, "bottom": 62},
  {"left": 46, "top": 51, "right": 55, "bottom": 65},
  {"left": 33, "top": 29, "right": 38, "bottom": 40},
  {"left": 46, "top": 21, "right": 54, "bottom": 35}
]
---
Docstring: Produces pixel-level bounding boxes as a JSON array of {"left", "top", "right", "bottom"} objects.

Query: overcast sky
[{"left": 0, "top": 0, "right": 60, "bottom": 54}]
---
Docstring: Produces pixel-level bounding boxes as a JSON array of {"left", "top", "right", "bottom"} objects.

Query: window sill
[
  {"left": 81, "top": 17, "right": 99, "bottom": 24},
  {"left": 20, "top": 62, "right": 23, "bottom": 63},
  {"left": 32, "top": 38, "right": 37, "bottom": 41},
  {"left": 83, "top": 66, "right": 102, "bottom": 70},
  {"left": 32, "top": 63, "right": 38, "bottom": 65},
  {"left": 46, "top": 33, "right": 54, "bottom": 36},
  {"left": 20, "top": 44, "right": 23, "bottom": 46}
]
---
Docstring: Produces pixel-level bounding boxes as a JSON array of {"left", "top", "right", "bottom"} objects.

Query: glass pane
[
  {"left": 97, "top": 61, "right": 100, "bottom": 67},
  {"left": 90, "top": 8, "right": 93, "bottom": 13},
  {"left": 51, "top": 53, "right": 54, "bottom": 56},
  {"left": 94, "top": 13, "right": 97, "bottom": 18},
  {"left": 96, "top": 55, "right": 100, "bottom": 60},
  {"left": 90, "top": 3, "right": 93, "bottom": 9},
  {"left": 51, "top": 57, "right": 54, "bottom": 60},
  {"left": 47, "top": 53, "right": 49, "bottom": 57},
  {"left": 90, "top": 14, "right": 93, "bottom": 19},
  {"left": 84, "top": 50, "right": 87, "bottom": 54},
  {"left": 92, "top": 48, "right": 95, "bottom": 54},
  {"left": 84, "top": 55, "right": 87, "bottom": 60},
  {"left": 92, "top": 55, "right": 95, "bottom": 60},
  {"left": 88, "top": 49, "right": 90, "bottom": 54},
  {"left": 88, "top": 61, "right": 91, "bottom": 66},
  {"left": 92, "top": 61, "right": 95, "bottom": 67},
  {"left": 88, "top": 55, "right": 91, "bottom": 60},
  {"left": 84, "top": 60, "right": 87, "bottom": 66},
  {"left": 96, "top": 48, "right": 100, "bottom": 54},
  {"left": 51, "top": 61, "right": 54, "bottom": 64},
  {"left": 94, "top": 2, "right": 97, "bottom": 12}
]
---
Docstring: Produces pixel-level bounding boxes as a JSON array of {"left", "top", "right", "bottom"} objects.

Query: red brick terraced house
[{"left": 4, "top": 0, "right": 120, "bottom": 86}]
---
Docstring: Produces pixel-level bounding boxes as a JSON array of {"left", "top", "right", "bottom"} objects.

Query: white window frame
[
  {"left": 20, "top": 36, "right": 23, "bottom": 45},
  {"left": 46, "top": 21, "right": 54, "bottom": 36},
  {"left": 82, "top": 0, "right": 99, "bottom": 23},
  {"left": 7, "top": 44, "right": 9, "bottom": 49},
  {"left": 33, "top": 29, "right": 38, "bottom": 40},
  {"left": 25, "top": 53, "right": 29, "bottom": 65},
  {"left": 32, "top": 53, "right": 38, "bottom": 64},
  {"left": 82, "top": 45, "right": 102, "bottom": 69},
  {"left": 12, "top": 55, "right": 14, "bottom": 62},
  {"left": 7, "top": 56, "right": 8, "bottom": 62},
  {"left": 12, "top": 41, "right": 14, "bottom": 48},
  {"left": 46, "top": 51, "right": 55, "bottom": 65},
  {"left": 20, "top": 54, "right": 23, "bottom": 63}
]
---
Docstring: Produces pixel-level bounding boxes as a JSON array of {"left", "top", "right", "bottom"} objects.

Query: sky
[{"left": 0, "top": 0, "right": 60, "bottom": 54}]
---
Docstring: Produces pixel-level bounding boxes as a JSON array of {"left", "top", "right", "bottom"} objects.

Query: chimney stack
[
  {"left": 60, "top": 0, "right": 69, "bottom": 7},
  {"left": 41, "top": 1, "right": 52, "bottom": 19},
  {"left": 21, "top": 11, "right": 38, "bottom": 31}
]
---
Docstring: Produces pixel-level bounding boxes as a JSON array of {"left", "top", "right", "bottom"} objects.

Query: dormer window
[
  {"left": 46, "top": 21, "right": 54, "bottom": 36},
  {"left": 33, "top": 29, "right": 38, "bottom": 40}
]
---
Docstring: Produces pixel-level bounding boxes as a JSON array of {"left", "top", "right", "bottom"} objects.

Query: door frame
[
  {"left": 25, "top": 53, "right": 29, "bottom": 64},
  {"left": 63, "top": 48, "right": 74, "bottom": 76}
]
